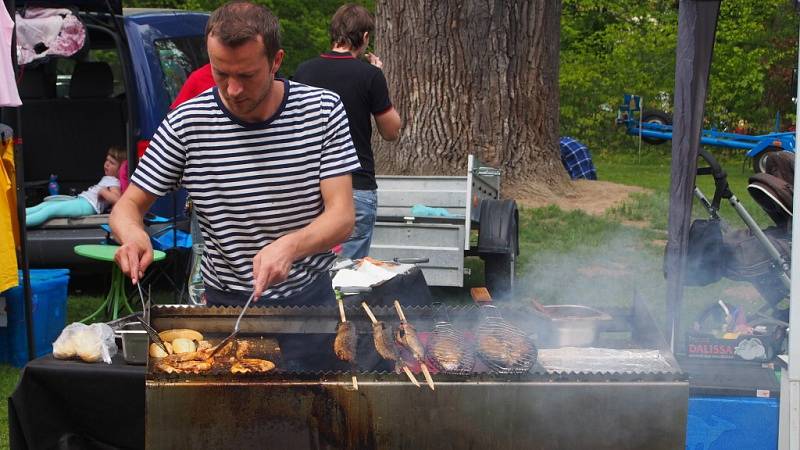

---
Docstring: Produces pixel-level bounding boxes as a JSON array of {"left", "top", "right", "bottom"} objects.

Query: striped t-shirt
[{"left": 132, "top": 79, "right": 361, "bottom": 299}]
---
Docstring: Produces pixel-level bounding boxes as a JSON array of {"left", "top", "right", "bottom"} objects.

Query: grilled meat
[
  {"left": 156, "top": 358, "right": 212, "bottom": 374},
  {"left": 155, "top": 339, "right": 273, "bottom": 374},
  {"left": 230, "top": 358, "right": 275, "bottom": 374},
  {"left": 429, "top": 339, "right": 463, "bottom": 372},
  {"left": 394, "top": 323, "right": 425, "bottom": 360},
  {"left": 372, "top": 322, "right": 398, "bottom": 361},
  {"left": 334, "top": 322, "right": 357, "bottom": 362},
  {"left": 477, "top": 334, "right": 532, "bottom": 367},
  {"left": 235, "top": 340, "right": 252, "bottom": 360}
]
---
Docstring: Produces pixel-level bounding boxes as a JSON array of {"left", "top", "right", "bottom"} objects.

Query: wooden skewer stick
[
  {"left": 338, "top": 297, "right": 347, "bottom": 322},
  {"left": 420, "top": 363, "right": 435, "bottom": 390},
  {"left": 362, "top": 302, "right": 378, "bottom": 324},
  {"left": 394, "top": 300, "right": 435, "bottom": 390},
  {"left": 394, "top": 300, "right": 406, "bottom": 322},
  {"left": 402, "top": 365, "right": 420, "bottom": 387},
  {"left": 364, "top": 302, "right": 420, "bottom": 387},
  {"left": 338, "top": 298, "right": 357, "bottom": 390}
]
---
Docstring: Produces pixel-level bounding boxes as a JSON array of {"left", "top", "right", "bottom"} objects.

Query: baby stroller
[{"left": 685, "top": 148, "right": 792, "bottom": 322}]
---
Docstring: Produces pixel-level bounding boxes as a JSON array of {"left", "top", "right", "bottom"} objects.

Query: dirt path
[{"left": 513, "top": 180, "right": 650, "bottom": 216}]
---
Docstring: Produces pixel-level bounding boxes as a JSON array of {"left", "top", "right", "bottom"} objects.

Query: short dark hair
[
  {"left": 107, "top": 146, "right": 127, "bottom": 163},
  {"left": 329, "top": 4, "right": 374, "bottom": 49},
  {"left": 206, "top": 1, "right": 281, "bottom": 60}
]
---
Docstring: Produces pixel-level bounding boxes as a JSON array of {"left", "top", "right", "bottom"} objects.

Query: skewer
[
  {"left": 337, "top": 297, "right": 358, "bottom": 390},
  {"left": 362, "top": 302, "right": 420, "bottom": 387},
  {"left": 394, "top": 300, "right": 435, "bottom": 390},
  {"left": 338, "top": 297, "right": 347, "bottom": 323},
  {"left": 362, "top": 301, "right": 378, "bottom": 323}
]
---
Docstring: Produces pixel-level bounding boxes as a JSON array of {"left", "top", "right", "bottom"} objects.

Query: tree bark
[{"left": 374, "top": 0, "right": 566, "bottom": 191}]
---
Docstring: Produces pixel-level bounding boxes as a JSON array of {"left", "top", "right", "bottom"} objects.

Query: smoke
[{"left": 513, "top": 229, "right": 666, "bottom": 311}]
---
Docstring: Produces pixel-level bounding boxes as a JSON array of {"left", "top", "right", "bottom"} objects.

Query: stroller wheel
[{"left": 752, "top": 147, "right": 780, "bottom": 173}]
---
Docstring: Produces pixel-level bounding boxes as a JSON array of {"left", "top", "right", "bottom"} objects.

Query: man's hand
[
  {"left": 252, "top": 238, "right": 297, "bottom": 299},
  {"left": 365, "top": 52, "right": 383, "bottom": 69},
  {"left": 110, "top": 184, "right": 158, "bottom": 284},
  {"left": 114, "top": 228, "right": 154, "bottom": 284}
]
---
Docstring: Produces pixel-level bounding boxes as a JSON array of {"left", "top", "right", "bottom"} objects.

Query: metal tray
[{"left": 117, "top": 322, "right": 149, "bottom": 365}]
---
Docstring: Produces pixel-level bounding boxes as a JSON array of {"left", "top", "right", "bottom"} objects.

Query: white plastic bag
[{"left": 53, "top": 322, "right": 118, "bottom": 364}]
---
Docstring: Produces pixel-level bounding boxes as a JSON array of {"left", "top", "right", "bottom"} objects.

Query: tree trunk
[{"left": 374, "top": 0, "right": 566, "bottom": 192}]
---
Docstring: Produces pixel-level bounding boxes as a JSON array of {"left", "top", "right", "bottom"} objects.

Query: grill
[
  {"left": 474, "top": 305, "right": 537, "bottom": 373},
  {"left": 144, "top": 295, "right": 688, "bottom": 449},
  {"left": 425, "top": 314, "right": 475, "bottom": 375}
]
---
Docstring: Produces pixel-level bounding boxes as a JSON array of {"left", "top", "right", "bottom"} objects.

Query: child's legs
[
  {"left": 25, "top": 202, "right": 49, "bottom": 215},
  {"left": 26, "top": 198, "right": 95, "bottom": 227}
]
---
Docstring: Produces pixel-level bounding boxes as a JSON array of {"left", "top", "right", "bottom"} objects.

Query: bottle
[
  {"left": 187, "top": 243, "right": 206, "bottom": 305},
  {"left": 47, "top": 174, "right": 59, "bottom": 196}
]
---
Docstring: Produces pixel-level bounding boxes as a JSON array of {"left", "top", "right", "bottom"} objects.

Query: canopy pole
[
  {"left": 781, "top": 13, "right": 800, "bottom": 450},
  {"left": 664, "top": 0, "right": 720, "bottom": 350},
  {"left": 4, "top": 0, "right": 35, "bottom": 362}
]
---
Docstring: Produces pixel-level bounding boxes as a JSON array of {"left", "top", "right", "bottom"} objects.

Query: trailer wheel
[
  {"left": 752, "top": 147, "right": 781, "bottom": 174},
  {"left": 478, "top": 199, "right": 519, "bottom": 299},
  {"left": 484, "top": 248, "right": 516, "bottom": 300},
  {"left": 641, "top": 110, "right": 672, "bottom": 145}
]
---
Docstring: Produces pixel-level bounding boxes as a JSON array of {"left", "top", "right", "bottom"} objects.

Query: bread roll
[
  {"left": 172, "top": 338, "right": 196, "bottom": 354},
  {"left": 149, "top": 342, "right": 174, "bottom": 358},
  {"left": 158, "top": 329, "right": 203, "bottom": 342}
]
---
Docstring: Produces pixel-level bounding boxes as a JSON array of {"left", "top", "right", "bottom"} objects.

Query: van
[{"left": 2, "top": 1, "right": 209, "bottom": 269}]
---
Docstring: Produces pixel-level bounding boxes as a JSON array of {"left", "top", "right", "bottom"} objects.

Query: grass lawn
[{"left": 0, "top": 143, "right": 782, "bottom": 447}]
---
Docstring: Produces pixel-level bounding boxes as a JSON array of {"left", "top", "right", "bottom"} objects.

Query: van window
[
  {"left": 54, "top": 49, "right": 125, "bottom": 98},
  {"left": 154, "top": 37, "right": 209, "bottom": 104}
]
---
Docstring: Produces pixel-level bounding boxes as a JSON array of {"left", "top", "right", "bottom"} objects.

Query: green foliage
[
  {"left": 560, "top": 0, "right": 800, "bottom": 153},
  {"left": 123, "top": 0, "right": 374, "bottom": 76}
]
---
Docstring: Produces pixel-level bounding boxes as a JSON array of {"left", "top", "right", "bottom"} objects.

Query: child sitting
[{"left": 26, "top": 146, "right": 127, "bottom": 227}]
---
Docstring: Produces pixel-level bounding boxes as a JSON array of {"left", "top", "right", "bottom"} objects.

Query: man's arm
[
  {"left": 251, "top": 174, "right": 355, "bottom": 298},
  {"left": 110, "top": 184, "right": 158, "bottom": 283},
  {"left": 374, "top": 106, "right": 402, "bottom": 141}
]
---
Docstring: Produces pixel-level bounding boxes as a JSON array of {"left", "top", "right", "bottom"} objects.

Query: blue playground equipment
[{"left": 616, "top": 94, "right": 795, "bottom": 172}]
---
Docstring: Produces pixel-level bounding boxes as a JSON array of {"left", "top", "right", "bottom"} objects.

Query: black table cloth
[{"left": 9, "top": 354, "right": 145, "bottom": 450}]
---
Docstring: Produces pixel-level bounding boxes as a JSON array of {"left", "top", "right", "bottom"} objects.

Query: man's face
[{"left": 208, "top": 35, "right": 284, "bottom": 120}]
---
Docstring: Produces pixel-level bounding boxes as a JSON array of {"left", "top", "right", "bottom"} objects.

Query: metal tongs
[
  {"left": 208, "top": 292, "right": 256, "bottom": 358},
  {"left": 134, "top": 283, "right": 170, "bottom": 355}
]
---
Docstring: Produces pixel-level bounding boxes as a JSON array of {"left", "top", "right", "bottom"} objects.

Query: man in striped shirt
[{"left": 111, "top": 1, "right": 361, "bottom": 306}]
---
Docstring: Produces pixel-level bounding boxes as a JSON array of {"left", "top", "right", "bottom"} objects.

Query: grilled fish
[
  {"left": 372, "top": 321, "right": 398, "bottom": 361},
  {"left": 394, "top": 323, "right": 425, "bottom": 360},
  {"left": 429, "top": 339, "right": 463, "bottom": 371},
  {"left": 334, "top": 322, "right": 357, "bottom": 362},
  {"left": 477, "top": 334, "right": 532, "bottom": 366}
]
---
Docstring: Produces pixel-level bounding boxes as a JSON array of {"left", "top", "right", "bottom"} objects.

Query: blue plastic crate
[
  {"left": 0, "top": 269, "right": 70, "bottom": 367},
  {"left": 687, "top": 396, "right": 779, "bottom": 450}
]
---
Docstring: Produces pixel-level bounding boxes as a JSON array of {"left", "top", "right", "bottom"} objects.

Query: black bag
[
  {"left": 683, "top": 219, "right": 724, "bottom": 286},
  {"left": 722, "top": 227, "right": 791, "bottom": 307}
]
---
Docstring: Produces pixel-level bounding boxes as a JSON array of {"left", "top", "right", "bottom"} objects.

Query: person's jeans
[{"left": 339, "top": 189, "right": 377, "bottom": 259}]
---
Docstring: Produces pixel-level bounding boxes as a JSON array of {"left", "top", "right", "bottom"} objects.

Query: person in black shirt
[{"left": 293, "top": 3, "right": 402, "bottom": 259}]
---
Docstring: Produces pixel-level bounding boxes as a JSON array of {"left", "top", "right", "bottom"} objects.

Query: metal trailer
[
  {"left": 368, "top": 155, "right": 518, "bottom": 297},
  {"left": 616, "top": 94, "right": 796, "bottom": 172}
]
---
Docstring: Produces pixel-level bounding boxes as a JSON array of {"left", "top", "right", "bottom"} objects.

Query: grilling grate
[
  {"left": 425, "top": 317, "right": 475, "bottom": 375},
  {"left": 475, "top": 305, "right": 538, "bottom": 374}
]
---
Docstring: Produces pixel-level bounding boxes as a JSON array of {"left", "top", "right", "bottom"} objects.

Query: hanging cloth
[
  {"left": 15, "top": 8, "right": 86, "bottom": 66},
  {"left": 0, "top": 4, "right": 21, "bottom": 107},
  {"left": 0, "top": 135, "right": 19, "bottom": 292}
]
